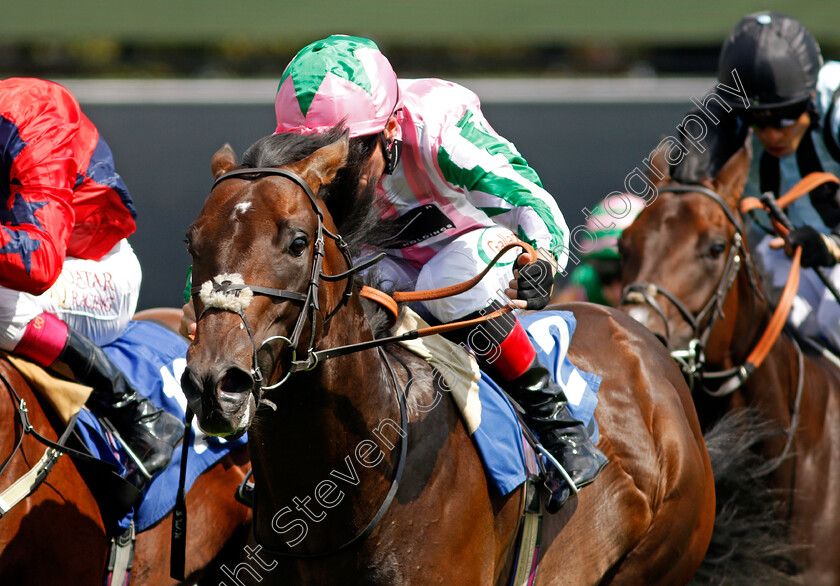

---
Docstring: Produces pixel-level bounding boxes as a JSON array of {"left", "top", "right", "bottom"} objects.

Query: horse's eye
[
  {"left": 289, "top": 236, "right": 308, "bottom": 257},
  {"left": 705, "top": 240, "right": 727, "bottom": 260}
]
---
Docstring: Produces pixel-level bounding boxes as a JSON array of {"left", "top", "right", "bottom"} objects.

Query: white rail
[{"left": 55, "top": 77, "right": 716, "bottom": 105}]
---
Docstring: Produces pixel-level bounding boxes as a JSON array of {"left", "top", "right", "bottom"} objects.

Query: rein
[
  {"left": 250, "top": 346, "right": 408, "bottom": 559},
  {"left": 621, "top": 181, "right": 811, "bottom": 394}
]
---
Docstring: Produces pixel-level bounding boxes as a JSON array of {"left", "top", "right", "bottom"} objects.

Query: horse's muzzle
[{"left": 181, "top": 362, "right": 257, "bottom": 436}]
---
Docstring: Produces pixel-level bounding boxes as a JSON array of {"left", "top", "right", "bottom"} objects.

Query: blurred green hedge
[{"left": 2, "top": 1, "right": 837, "bottom": 77}]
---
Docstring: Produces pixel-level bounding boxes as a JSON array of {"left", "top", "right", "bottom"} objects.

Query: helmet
[
  {"left": 717, "top": 11, "right": 822, "bottom": 109},
  {"left": 274, "top": 35, "right": 401, "bottom": 138},
  {"left": 582, "top": 194, "right": 645, "bottom": 260}
]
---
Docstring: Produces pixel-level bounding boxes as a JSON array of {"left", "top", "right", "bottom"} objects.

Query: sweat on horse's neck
[
  {"left": 248, "top": 297, "right": 402, "bottom": 553},
  {"left": 705, "top": 268, "right": 768, "bottom": 367}
]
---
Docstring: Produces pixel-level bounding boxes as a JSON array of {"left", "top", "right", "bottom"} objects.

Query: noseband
[
  {"left": 621, "top": 184, "right": 761, "bottom": 391},
  {"left": 191, "top": 167, "right": 380, "bottom": 392}
]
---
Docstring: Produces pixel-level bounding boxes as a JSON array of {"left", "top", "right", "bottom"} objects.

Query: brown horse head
[
  {"left": 181, "top": 130, "right": 351, "bottom": 436},
  {"left": 620, "top": 145, "right": 753, "bottom": 358}
]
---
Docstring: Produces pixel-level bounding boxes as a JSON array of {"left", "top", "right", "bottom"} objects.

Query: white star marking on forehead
[{"left": 231, "top": 201, "right": 253, "bottom": 219}]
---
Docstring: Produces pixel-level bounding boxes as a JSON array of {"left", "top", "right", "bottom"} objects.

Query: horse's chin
[
  {"left": 192, "top": 394, "right": 256, "bottom": 438},
  {"left": 198, "top": 423, "right": 248, "bottom": 441}
]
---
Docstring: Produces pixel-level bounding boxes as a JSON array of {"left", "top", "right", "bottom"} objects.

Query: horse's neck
[
  {"left": 707, "top": 267, "right": 800, "bottom": 424},
  {"left": 249, "top": 299, "right": 400, "bottom": 550},
  {"left": 706, "top": 267, "right": 768, "bottom": 366}
]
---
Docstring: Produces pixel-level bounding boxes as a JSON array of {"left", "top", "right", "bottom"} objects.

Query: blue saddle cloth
[
  {"left": 72, "top": 320, "right": 247, "bottom": 533},
  {"left": 469, "top": 310, "right": 602, "bottom": 495}
]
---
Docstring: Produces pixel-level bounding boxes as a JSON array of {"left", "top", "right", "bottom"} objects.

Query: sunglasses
[{"left": 740, "top": 102, "right": 809, "bottom": 129}]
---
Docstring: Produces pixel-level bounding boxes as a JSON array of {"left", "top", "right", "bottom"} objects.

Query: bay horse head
[
  {"left": 619, "top": 145, "right": 761, "bottom": 373},
  {"left": 181, "top": 129, "right": 353, "bottom": 437}
]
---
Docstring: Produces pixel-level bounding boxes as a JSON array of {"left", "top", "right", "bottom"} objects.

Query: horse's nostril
[
  {"left": 218, "top": 367, "right": 254, "bottom": 397},
  {"left": 181, "top": 367, "right": 202, "bottom": 401}
]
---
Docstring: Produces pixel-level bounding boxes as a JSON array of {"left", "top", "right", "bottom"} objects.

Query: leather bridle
[
  {"left": 191, "top": 166, "right": 535, "bottom": 395},
  {"left": 182, "top": 163, "right": 537, "bottom": 561},
  {"left": 616, "top": 175, "right": 840, "bottom": 488},
  {"left": 190, "top": 166, "right": 382, "bottom": 392},
  {"left": 621, "top": 184, "right": 763, "bottom": 393}
]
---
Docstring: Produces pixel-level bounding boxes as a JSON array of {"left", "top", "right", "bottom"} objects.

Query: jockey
[
  {"left": 554, "top": 194, "right": 646, "bottom": 307},
  {"left": 273, "top": 35, "right": 608, "bottom": 510},
  {"left": 1, "top": 78, "right": 183, "bottom": 488},
  {"left": 672, "top": 12, "right": 840, "bottom": 350}
]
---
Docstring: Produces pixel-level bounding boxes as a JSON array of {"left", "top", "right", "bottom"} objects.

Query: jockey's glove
[
  {"left": 516, "top": 258, "right": 555, "bottom": 310},
  {"left": 788, "top": 226, "right": 840, "bottom": 268}
]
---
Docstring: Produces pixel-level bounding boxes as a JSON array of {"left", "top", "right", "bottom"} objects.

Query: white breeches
[
  {"left": 370, "top": 226, "right": 521, "bottom": 323},
  {"left": 0, "top": 239, "right": 142, "bottom": 350}
]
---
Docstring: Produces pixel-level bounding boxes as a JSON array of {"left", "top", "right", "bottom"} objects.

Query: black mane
[
  {"left": 242, "top": 126, "right": 347, "bottom": 169},
  {"left": 241, "top": 126, "right": 391, "bottom": 255}
]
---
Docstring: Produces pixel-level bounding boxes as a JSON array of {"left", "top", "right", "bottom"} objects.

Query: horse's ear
[
  {"left": 712, "top": 143, "right": 751, "bottom": 206},
  {"left": 211, "top": 144, "right": 238, "bottom": 179},
  {"left": 296, "top": 133, "right": 349, "bottom": 189}
]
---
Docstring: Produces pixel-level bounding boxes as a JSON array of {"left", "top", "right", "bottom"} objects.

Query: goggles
[{"left": 740, "top": 101, "right": 809, "bottom": 129}]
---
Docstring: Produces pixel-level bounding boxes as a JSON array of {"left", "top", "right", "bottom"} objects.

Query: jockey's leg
[
  {"left": 757, "top": 235, "right": 840, "bottom": 347},
  {"left": 815, "top": 262, "right": 840, "bottom": 351},
  {"left": 416, "top": 227, "right": 607, "bottom": 511},
  {"left": 0, "top": 240, "right": 183, "bottom": 488},
  {"left": 447, "top": 301, "right": 607, "bottom": 512},
  {"left": 53, "top": 319, "right": 184, "bottom": 487}
]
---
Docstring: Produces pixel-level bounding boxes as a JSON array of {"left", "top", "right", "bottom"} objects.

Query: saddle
[{"left": 4, "top": 353, "right": 90, "bottom": 424}]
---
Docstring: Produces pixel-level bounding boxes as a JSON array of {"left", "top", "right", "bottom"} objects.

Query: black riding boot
[
  {"left": 505, "top": 356, "right": 608, "bottom": 513},
  {"left": 56, "top": 328, "right": 185, "bottom": 488}
]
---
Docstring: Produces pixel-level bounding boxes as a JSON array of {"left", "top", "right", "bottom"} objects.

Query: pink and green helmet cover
[{"left": 275, "top": 35, "right": 401, "bottom": 138}]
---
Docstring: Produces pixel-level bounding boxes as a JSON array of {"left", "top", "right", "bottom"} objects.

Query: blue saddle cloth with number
[
  {"left": 72, "top": 320, "right": 247, "bottom": 533},
  {"left": 470, "top": 310, "right": 602, "bottom": 495}
]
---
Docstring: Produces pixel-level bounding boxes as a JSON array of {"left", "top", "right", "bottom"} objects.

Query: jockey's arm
[
  {"left": 0, "top": 151, "right": 76, "bottom": 295},
  {"left": 434, "top": 103, "right": 569, "bottom": 309}
]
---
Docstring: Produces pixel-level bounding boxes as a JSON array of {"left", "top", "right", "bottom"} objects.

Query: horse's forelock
[{"left": 242, "top": 126, "right": 349, "bottom": 169}]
